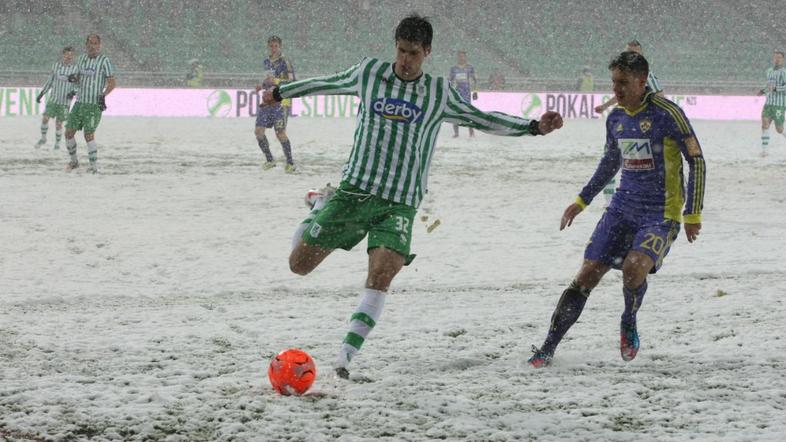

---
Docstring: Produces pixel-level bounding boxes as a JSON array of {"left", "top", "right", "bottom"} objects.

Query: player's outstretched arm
[
  {"left": 442, "top": 84, "right": 563, "bottom": 136},
  {"left": 595, "top": 97, "right": 618, "bottom": 113},
  {"left": 37, "top": 68, "right": 55, "bottom": 103},
  {"left": 262, "top": 60, "right": 365, "bottom": 106}
]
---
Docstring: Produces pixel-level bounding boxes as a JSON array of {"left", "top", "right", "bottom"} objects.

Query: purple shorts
[
  {"left": 584, "top": 208, "right": 680, "bottom": 273},
  {"left": 256, "top": 105, "right": 287, "bottom": 130}
]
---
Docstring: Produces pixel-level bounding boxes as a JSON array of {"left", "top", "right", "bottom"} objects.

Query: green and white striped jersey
[
  {"left": 280, "top": 57, "right": 535, "bottom": 207},
  {"left": 646, "top": 71, "right": 662, "bottom": 93},
  {"left": 74, "top": 53, "right": 114, "bottom": 105},
  {"left": 765, "top": 66, "right": 786, "bottom": 107},
  {"left": 40, "top": 62, "right": 79, "bottom": 105}
]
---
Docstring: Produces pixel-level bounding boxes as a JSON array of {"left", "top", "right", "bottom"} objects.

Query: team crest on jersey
[
  {"left": 372, "top": 97, "right": 424, "bottom": 124},
  {"left": 620, "top": 138, "right": 654, "bottom": 170},
  {"left": 639, "top": 118, "right": 652, "bottom": 133}
]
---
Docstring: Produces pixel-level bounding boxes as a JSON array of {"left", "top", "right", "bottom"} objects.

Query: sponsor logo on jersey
[
  {"left": 620, "top": 138, "right": 654, "bottom": 170},
  {"left": 81, "top": 67, "right": 97, "bottom": 77},
  {"left": 372, "top": 97, "right": 423, "bottom": 124},
  {"left": 615, "top": 123, "right": 624, "bottom": 133},
  {"left": 639, "top": 118, "right": 652, "bottom": 133}
]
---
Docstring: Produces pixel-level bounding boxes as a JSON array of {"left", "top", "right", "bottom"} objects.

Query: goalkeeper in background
[{"left": 35, "top": 46, "right": 78, "bottom": 150}]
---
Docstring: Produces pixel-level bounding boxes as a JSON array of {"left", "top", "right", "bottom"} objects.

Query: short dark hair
[
  {"left": 62, "top": 46, "right": 74, "bottom": 53},
  {"left": 627, "top": 39, "right": 642, "bottom": 48},
  {"left": 776, "top": 50, "right": 785, "bottom": 57},
  {"left": 609, "top": 51, "right": 649, "bottom": 77},
  {"left": 86, "top": 33, "right": 100, "bottom": 43},
  {"left": 268, "top": 35, "right": 282, "bottom": 45},
  {"left": 395, "top": 14, "right": 433, "bottom": 48}
]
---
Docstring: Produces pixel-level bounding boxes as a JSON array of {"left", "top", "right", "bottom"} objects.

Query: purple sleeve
[{"left": 578, "top": 119, "right": 621, "bottom": 205}]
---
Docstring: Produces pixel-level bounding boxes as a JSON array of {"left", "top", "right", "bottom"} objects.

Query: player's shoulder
[
  {"left": 650, "top": 94, "right": 692, "bottom": 133},
  {"left": 650, "top": 94, "right": 686, "bottom": 117}
]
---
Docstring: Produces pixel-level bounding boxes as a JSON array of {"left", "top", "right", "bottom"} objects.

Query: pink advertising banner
[{"left": 0, "top": 86, "right": 766, "bottom": 121}]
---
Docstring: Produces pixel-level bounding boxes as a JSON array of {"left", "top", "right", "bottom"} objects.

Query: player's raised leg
[{"left": 529, "top": 259, "right": 608, "bottom": 367}]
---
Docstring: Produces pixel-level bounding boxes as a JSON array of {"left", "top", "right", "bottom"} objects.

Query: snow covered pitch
[{"left": 1, "top": 116, "right": 785, "bottom": 441}]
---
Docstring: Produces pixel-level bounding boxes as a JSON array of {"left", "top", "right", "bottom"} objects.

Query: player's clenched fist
[{"left": 538, "top": 111, "right": 564, "bottom": 134}]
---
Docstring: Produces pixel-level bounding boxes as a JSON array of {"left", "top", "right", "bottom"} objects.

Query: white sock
[
  {"left": 336, "top": 288, "right": 387, "bottom": 369},
  {"left": 55, "top": 129, "right": 63, "bottom": 143},
  {"left": 40, "top": 123, "right": 48, "bottom": 139},
  {"left": 762, "top": 128, "right": 771, "bottom": 148}
]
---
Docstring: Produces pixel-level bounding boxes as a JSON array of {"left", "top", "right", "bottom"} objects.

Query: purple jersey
[
  {"left": 578, "top": 92, "right": 706, "bottom": 225},
  {"left": 263, "top": 55, "right": 294, "bottom": 87},
  {"left": 449, "top": 64, "right": 476, "bottom": 100}
]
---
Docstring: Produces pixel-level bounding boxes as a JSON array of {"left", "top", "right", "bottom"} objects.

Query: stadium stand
[{"left": 0, "top": 0, "right": 782, "bottom": 92}]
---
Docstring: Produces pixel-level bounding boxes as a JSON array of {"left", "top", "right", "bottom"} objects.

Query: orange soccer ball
[{"left": 268, "top": 349, "right": 317, "bottom": 396}]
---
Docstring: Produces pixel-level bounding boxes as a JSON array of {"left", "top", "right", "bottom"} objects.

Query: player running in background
[
  {"left": 757, "top": 50, "right": 786, "bottom": 156},
  {"left": 594, "top": 40, "right": 663, "bottom": 203},
  {"left": 35, "top": 46, "right": 78, "bottom": 150},
  {"left": 261, "top": 15, "right": 563, "bottom": 379},
  {"left": 255, "top": 35, "right": 297, "bottom": 173},
  {"left": 64, "top": 34, "right": 115, "bottom": 173},
  {"left": 528, "top": 51, "right": 705, "bottom": 368},
  {"left": 448, "top": 50, "right": 478, "bottom": 138}
]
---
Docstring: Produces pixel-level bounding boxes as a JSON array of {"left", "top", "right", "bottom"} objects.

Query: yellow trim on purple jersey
[
  {"left": 578, "top": 92, "right": 705, "bottom": 224},
  {"left": 575, "top": 196, "right": 588, "bottom": 209}
]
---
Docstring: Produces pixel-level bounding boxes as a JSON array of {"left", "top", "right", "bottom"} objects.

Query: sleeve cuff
[
  {"left": 272, "top": 86, "right": 283, "bottom": 102},
  {"left": 683, "top": 213, "right": 702, "bottom": 224},
  {"left": 575, "top": 196, "right": 588, "bottom": 209},
  {"left": 528, "top": 119, "right": 542, "bottom": 136}
]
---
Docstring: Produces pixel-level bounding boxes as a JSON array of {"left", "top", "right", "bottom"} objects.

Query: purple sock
[
  {"left": 280, "top": 139, "right": 293, "bottom": 165},
  {"left": 542, "top": 281, "right": 590, "bottom": 355},
  {"left": 257, "top": 136, "right": 273, "bottom": 162},
  {"left": 621, "top": 280, "right": 648, "bottom": 326}
]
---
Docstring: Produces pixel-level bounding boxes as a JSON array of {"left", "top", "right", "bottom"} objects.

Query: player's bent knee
[{"left": 622, "top": 252, "right": 653, "bottom": 288}]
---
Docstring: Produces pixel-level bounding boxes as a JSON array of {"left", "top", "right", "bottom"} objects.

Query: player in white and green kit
[
  {"left": 65, "top": 34, "right": 115, "bottom": 173},
  {"left": 35, "top": 46, "right": 78, "bottom": 150},
  {"left": 261, "top": 15, "right": 564, "bottom": 379},
  {"left": 758, "top": 50, "right": 786, "bottom": 156}
]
